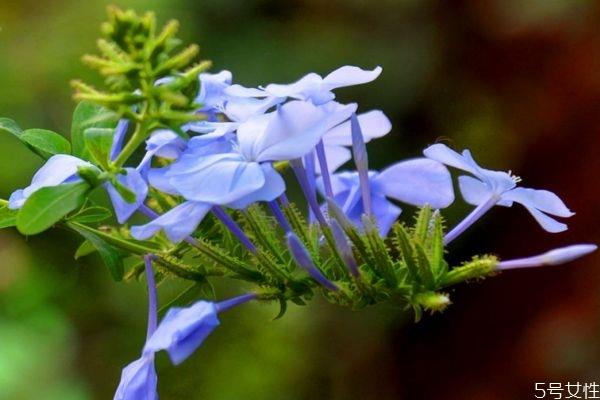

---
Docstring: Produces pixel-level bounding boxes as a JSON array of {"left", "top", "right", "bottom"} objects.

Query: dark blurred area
[{"left": 0, "top": 0, "right": 599, "bottom": 399}]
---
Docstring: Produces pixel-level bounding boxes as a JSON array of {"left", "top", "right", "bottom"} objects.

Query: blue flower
[
  {"left": 228, "top": 65, "right": 382, "bottom": 105},
  {"left": 114, "top": 355, "right": 157, "bottom": 400},
  {"left": 423, "top": 144, "right": 574, "bottom": 242},
  {"left": 319, "top": 158, "right": 454, "bottom": 236},
  {"left": 8, "top": 154, "right": 97, "bottom": 209},
  {"left": 161, "top": 100, "right": 356, "bottom": 209},
  {"left": 144, "top": 294, "right": 256, "bottom": 365}
]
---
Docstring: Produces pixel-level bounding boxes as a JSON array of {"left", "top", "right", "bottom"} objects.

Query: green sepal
[
  {"left": 69, "top": 223, "right": 124, "bottom": 281},
  {"left": 17, "top": 182, "right": 90, "bottom": 235},
  {"left": 19, "top": 129, "right": 71, "bottom": 158}
]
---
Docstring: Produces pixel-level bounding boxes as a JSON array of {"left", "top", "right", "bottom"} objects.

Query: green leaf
[
  {"left": 0, "top": 118, "right": 23, "bottom": 138},
  {"left": 16, "top": 182, "right": 89, "bottom": 235},
  {"left": 74, "top": 240, "right": 97, "bottom": 259},
  {"left": 19, "top": 129, "right": 71, "bottom": 158},
  {"left": 0, "top": 205, "right": 18, "bottom": 229},
  {"left": 68, "top": 206, "right": 112, "bottom": 223},
  {"left": 71, "top": 101, "right": 118, "bottom": 160},
  {"left": 84, "top": 127, "right": 114, "bottom": 169},
  {"left": 69, "top": 223, "right": 124, "bottom": 281}
]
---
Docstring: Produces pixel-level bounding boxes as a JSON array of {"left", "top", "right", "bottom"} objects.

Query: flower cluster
[{"left": 0, "top": 8, "right": 595, "bottom": 399}]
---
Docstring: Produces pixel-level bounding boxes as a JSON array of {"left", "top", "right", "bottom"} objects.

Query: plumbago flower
[
  {"left": 423, "top": 144, "right": 575, "bottom": 243},
  {"left": 0, "top": 8, "right": 595, "bottom": 399}
]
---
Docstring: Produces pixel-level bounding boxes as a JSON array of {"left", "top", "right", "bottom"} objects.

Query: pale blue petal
[
  {"left": 323, "top": 110, "right": 391, "bottom": 147},
  {"left": 237, "top": 100, "right": 356, "bottom": 162},
  {"left": 323, "top": 65, "right": 382, "bottom": 90},
  {"left": 423, "top": 144, "right": 483, "bottom": 178},
  {"left": 131, "top": 201, "right": 212, "bottom": 242},
  {"left": 196, "top": 70, "right": 232, "bottom": 112},
  {"left": 113, "top": 355, "right": 157, "bottom": 400},
  {"left": 223, "top": 96, "right": 282, "bottom": 122},
  {"left": 7, "top": 190, "right": 25, "bottom": 210},
  {"left": 502, "top": 187, "right": 574, "bottom": 217},
  {"left": 263, "top": 73, "right": 324, "bottom": 100},
  {"left": 147, "top": 167, "right": 179, "bottom": 195},
  {"left": 226, "top": 164, "right": 286, "bottom": 209},
  {"left": 518, "top": 203, "right": 568, "bottom": 233},
  {"left": 224, "top": 84, "right": 269, "bottom": 97},
  {"left": 9, "top": 154, "right": 94, "bottom": 209},
  {"left": 106, "top": 168, "right": 149, "bottom": 223},
  {"left": 138, "top": 130, "right": 186, "bottom": 172},
  {"left": 314, "top": 145, "right": 352, "bottom": 174},
  {"left": 371, "top": 195, "right": 402, "bottom": 236},
  {"left": 458, "top": 175, "right": 495, "bottom": 206},
  {"left": 144, "top": 301, "right": 220, "bottom": 365},
  {"left": 185, "top": 121, "right": 239, "bottom": 136},
  {"left": 377, "top": 158, "right": 455, "bottom": 209},
  {"left": 168, "top": 155, "right": 266, "bottom": 204}
]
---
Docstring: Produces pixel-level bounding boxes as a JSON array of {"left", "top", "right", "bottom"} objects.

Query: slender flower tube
[
  {"left": 315, "top": 140, "right": 334, "bottom": 198},
  {"left": 286, "top": 232, "right": 338, "bottom": 291},
  {"left": 211, "top": 206, "right": 257, "bottom": 254},
  {"left": 109, "top": 119, "right": 130, "bottom": 161},
  {"left": 113, "top": 255, "right": 159, "bottom": 400},
  {"left": 497, "top": 244, "right": 597, "bottom": 270},
  {"left": 291, "top": 158, "right": 328, "bottom": 225},
  {"left": 444, "top": 196, "right": 498, "bottom": 244},
  {"left": 350, "top": 113, "right": 372, "bottom": 216},
  {"left": 330, "top": 219, "right": 360, "bottom": 277},
  {"left": 268, "top": 200, "right": 292, "bottom": 233}
]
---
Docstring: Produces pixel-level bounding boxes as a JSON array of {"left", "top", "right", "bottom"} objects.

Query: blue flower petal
[
  {"left": 237, "top": 100, "right": 356, "bottom": 162},
  {"left": 226, "top": 164, "right": 285, "bottom": 209},
  {"left": 144, "top": 301, "right": 220, "bottom": 365},
  {"left": 323, "top": 110, "right": 391, "bottom": 147},
  {"left": 8, "top": 154, "right": 95, "bottom": 210},
  {"left": 113, "top": 355, "right": 157, "bottom": 400},
  {"left": 377, "top": 158, "right": 455, "bottom": 209},
  {"left": 131, "top": 201, "right": 212, "bottom": 242},
  {"left": 106, "top": 168, "right": 149, "bottom": 223},
  {"left": 168, "top": 154, "right": 266, "bottom": 204}
]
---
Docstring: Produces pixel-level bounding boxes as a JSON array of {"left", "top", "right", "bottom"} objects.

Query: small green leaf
[
  {"left": 20, "top": 129, "right": 71, "bottom": 158},
  {"left": 0, "top": 205, "right": 18, "bottom": 229},
  {"left": 74, "top": 240, "right": 97, "bottom": 259},
  {"left": 17, "top": 182, "right": 89, "bottom": 235},
  {"left": 0, "top": 118, "right": 23, "bottom": 138},
  {"left": 68, "top": 206, "right": 112, "bottom": 223},
  {"left": 84, "top": 127, "right": 114, "bottom": 169},
  {"left": 70, "top": 223, "right": 124, "bottom": 281},
  {"left": 71, "top": 101, "right": 118, "bottom": 160}
]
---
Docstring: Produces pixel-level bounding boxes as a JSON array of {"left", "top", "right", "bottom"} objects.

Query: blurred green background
[{"left": 1, "top": 0, "right": 599, "bottom": 399}]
